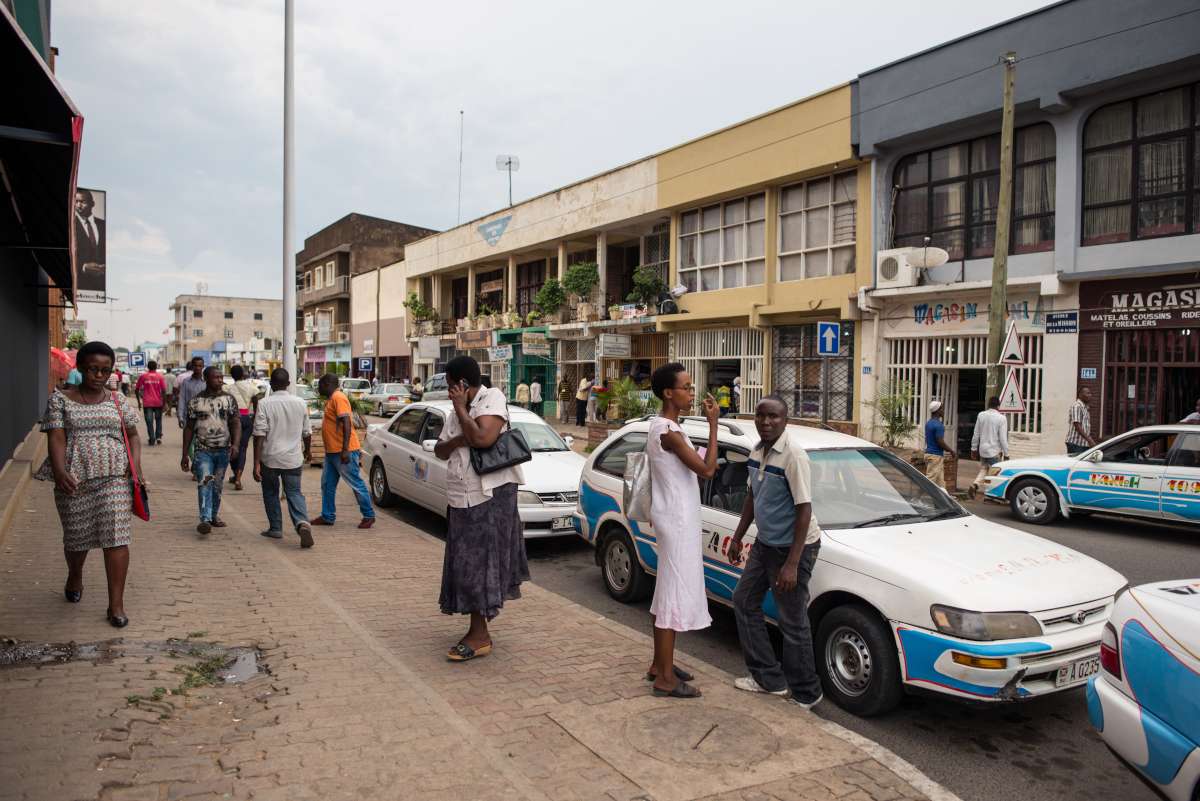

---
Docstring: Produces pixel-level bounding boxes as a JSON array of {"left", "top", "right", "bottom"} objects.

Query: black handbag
[{"left": 470, "top": 411, "right": 532, "bottom": 476}]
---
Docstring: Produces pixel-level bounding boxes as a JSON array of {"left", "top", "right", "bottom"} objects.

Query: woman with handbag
[
  {"left": 434, "top": 355, "right": 530, "bottom": 662},
  {"left": 37, "top": 341, "right": 144, "bottom": 628}
]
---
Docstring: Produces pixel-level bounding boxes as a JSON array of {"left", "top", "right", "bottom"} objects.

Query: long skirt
[
  {"left": 54, "top": 476, "right": 132, "bottom": 552},
  {"left": 439, "top": 482, "right": 529, "bottom": 621}
]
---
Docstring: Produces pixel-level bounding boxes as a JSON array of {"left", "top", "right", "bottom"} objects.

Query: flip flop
[
  {"left": 447, "top": 641, "right": 493, "bottom": 662},
  {"left": 652, "top": 681, "right": 702, "bottom": 699},
  {"left": 645, "top": 665, "right": 695, "bottom": 683}
]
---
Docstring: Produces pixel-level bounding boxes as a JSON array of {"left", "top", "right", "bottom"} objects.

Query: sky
[{"left": 56, "top": 0, "right": 1050, "bottom": 350}]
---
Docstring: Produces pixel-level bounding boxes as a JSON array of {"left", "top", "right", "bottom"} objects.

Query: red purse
[{"left": 114, "top": 392, "right": 150, "bottom": 521}]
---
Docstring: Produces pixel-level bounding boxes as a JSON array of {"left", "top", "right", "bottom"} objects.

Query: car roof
[
  {"left": 1110, "top": 425, "right": 1200, "bottom": 435},
  {"left": 611, "top": 416, "right": 876, "bottom": 451},
  {"left": 412, "top": 399, "right": 544, "bottom": 422}
]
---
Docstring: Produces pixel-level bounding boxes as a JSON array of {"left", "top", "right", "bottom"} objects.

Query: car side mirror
[
  {"left": 421, "top": 439, "right": 437, "bottom": 453},
  {"left": 1085, "top": 449, "right": 1103, "bottom": 463},
  {"left": 563, "top": 435, "right": 574, "bottom": 447}
]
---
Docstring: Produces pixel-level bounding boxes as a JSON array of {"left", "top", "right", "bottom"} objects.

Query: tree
[{"left": 66, "top": 331, "right": 86, "bottom": 350}]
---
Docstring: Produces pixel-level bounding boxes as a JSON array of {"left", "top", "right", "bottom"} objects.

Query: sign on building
[
  {"left": 1045, "top": 311, "right": 1078, "bottom": 334},
  {"left": 457, "top": 329, "right": 492, "bottom": 350},
  {"left": 489, "top": 344, "right": 513, "bottom": 361},
  {"left": 362, "top": 338, "right": 375, "bottom": 355},
  {"left": 417, "top": 336, "right": 440, "bottom": 360},
  {"left": 521, "top": 331, "right": 551, "bottom": 357},
  {"left": 816, "top": 321, "right": 840, "bottom": 356},
  {"left": 597, "top": 333, "right": 631, "bottom": 358},
  {"left": 480, "top": 279, "right": 505, "bottom": 294},
  {"left": 64, "top": 319, "right": 87, "bottom": 334},
  {"left": 74, "top": 187, "right": 107, "bottom": 303}
]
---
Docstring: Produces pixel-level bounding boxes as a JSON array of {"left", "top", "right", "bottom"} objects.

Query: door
[
  {"left": 382, "top": 407, "right": 427, "bottom": 501},
  {"left": 928, "top": 370, "right": 958, "bottom": 443},
  {"left": 1161, "top": 433, "right": 1200, "bottom": 523},
  {"left": 1066, "top": 431, "right": 1173, "bottom": 519},
  {"left": 411, "top": 410, "right": 447, "bottom": 512}
]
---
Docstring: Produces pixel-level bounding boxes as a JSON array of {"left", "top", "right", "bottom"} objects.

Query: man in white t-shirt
[{"left": 252, "top": 368, "right": 314, "bottom": 548}]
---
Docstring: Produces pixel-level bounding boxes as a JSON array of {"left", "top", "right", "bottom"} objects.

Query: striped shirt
[
  {"left": 1066, "top": 399, "right": 1091, "bottom": 447},
  {"left": 747, "top": 431, "right": 821, "bottom": 547}
]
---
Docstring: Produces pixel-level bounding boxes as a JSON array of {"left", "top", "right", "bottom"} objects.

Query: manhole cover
[{"left": 624, "top": 705, "right": 779, "bottom": 767}]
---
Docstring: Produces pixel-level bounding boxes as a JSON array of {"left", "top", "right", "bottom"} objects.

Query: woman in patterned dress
[{"left": 39, "top": 341, "right": 143, "bottom": 628}]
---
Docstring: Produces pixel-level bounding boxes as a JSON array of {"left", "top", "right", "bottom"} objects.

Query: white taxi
[{"left": 575, "top": 417, "right": 1128, "bottom": 716}]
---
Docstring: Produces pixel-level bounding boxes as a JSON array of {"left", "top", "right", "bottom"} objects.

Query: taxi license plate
[
  {"left": 1055, "top": 655, "right": 1101, "bottom": 688},
  {"left": 552, "top": 516, "right": 574, "bottom": 531}
]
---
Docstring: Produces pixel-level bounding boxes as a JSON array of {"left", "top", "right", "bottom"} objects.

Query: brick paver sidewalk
[{"left": 0, "top": 423, "right": 954, "bottom": 801}]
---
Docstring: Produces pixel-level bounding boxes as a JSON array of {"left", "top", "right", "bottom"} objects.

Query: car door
[
  {"left": 1066, "top": 431, "right": 1172, "bottom": 519},
  {"left": 1160, "top": 432, "right": 1200, "bottom": 523},
  {"left": 697, "top": 443, "right": 752, "bottom": 604},
  {"left": 586, "top": 432, "right": 649, "bottom": 550},
  {"left": 411, "top": 410, "right": 447, "bottom": 513},
  {"left": 380, "top": 407, "right": 427, "bottom": 501}
]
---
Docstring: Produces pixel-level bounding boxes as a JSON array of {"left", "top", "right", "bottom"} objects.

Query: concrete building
[
  {"left": 295, "top": 214, "right": 436, "bottom": 379},
  {"left": 350, "top": 266, "right": 411, "bottom": 381},
  {"left": 166, "top": 294, "right": 282, "bottom": 371},
  {"left": 854, "top": 0, "right": 1200, "bottom": 454}
]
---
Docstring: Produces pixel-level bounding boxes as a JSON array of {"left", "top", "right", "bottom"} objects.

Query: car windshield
[
  {"left": 295, "top": 385, "right": 316, "bottom": 401},
  {"left": 808, "top": 448, "right": 965, "bottom": 529},
  {"left": 512, "top": 421, "right": 569, "bottom": 452}
]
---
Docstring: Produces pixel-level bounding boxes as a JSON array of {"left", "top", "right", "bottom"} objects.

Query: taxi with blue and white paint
[
  {"left": 983, "top": 425, "right": 1200, "bottom": 526},
  {"left": 574, "top": 416, "right": 1127, "bottom": 716},
  {"left": 1087, "top": 579, "right": 1200, "bottom": 801}
]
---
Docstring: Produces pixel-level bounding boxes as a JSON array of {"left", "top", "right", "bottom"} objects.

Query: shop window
[
  {"left": 642, "top": 222, "right": 670, "bottom": 285},
  {"left": 1083, "top": 83, "right": 1200, "bottom": 245},
  {"left": 772, "top": 323, "right": 854, "bottom": 421},
  {"left": 779, "top": 170, "right": 857, "bottom": 281},
  {"left": 516, "top": 259, "right": 545, "bottom": 318},
  {"left": 893, "top": 123, "right": 1055, "bottom": 259},
  {"left": 678, "top": 193, "right": 765, "bottom": 292}
]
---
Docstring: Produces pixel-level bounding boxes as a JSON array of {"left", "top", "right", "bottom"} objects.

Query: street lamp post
[{"left": 282, "top": 0, "right": 296, "bottom": 388}]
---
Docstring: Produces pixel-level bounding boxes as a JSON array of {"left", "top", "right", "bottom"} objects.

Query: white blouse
[{"left": 440, "top": 386, "right": 526, "bottom": 508}]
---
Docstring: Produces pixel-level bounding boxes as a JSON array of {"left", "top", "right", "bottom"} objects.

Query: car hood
[
  {"left": 521, "top": 449, "right": 586, "bottom": 493},
  {"left": 825, "top": 515, "right": 1126, "bottom": 612},
  {"left": 997, "top": 455, "right": 1079, "bottom": 471}
]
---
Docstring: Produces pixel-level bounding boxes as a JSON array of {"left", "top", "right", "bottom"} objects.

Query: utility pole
[
  {"left": 986, "top": 52, "right": 1017, "bottom": 402},
  {"left": 282, "top": 0, "right": 296, "bottom": 388}
]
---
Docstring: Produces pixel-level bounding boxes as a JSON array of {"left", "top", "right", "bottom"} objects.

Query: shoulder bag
[
  {"left": 469, "top": 398, "right": 532, "bottom": 476},
  {"left": 114, "top": 392, "right": 150, "bottom": 521},
  {"left": 623, "top": 449, "right": 652, "bottom": 522}
]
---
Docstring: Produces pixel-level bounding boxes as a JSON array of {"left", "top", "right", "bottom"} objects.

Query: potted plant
[
  {"left": 477, "top": 303, "right": 495, "bottom": 329},
  {"left": 627, "top": 265, "right": 667, "bottom": 313},
  {"left": 504, "top": 306, "right": 521, "bottom": 329},
  {"left": 868, "top": 379, "right": 918, "bottom": 450},
  {"left": 534, "top": 278, "right": 567, "bottom": 324},
  {"left": 524, "top": 310, "right": 543, "bottom": 327},
  {"left": 608, "top": 304, "right": 622, "bottom": 321},
  {"left": 563, "top": 262, "right": 599, "bottom": 321}
]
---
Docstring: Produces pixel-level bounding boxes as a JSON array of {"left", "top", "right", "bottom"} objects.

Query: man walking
[
  {"left": 728, "top": 395, "right": 823, "bottom": 709},
  {"left": 924, "top": 400, "right": 950, "bottom": 489},
  {"left": 135, "top": 360, "right": 167, "bottom": 446},
  {"left": 529, "top": 376, "right": 543, "bottom": 416},
  {"left": 515, "top": 379, "right": 530, "bottom": 409},
  {"left": 253, "top": 368, "right": 314, "bottom": 548},
  {"left": 311, "top": 373, "right": 375, "bottom": 529},
  {"left": 181, "top": 367, "right": 241, "bottom": 535},
  {"left": 969, "top": 396, "right": 1009, "bottom": 499},
  {"left": 177, "top": 356, "right": 206, "bottom": 424},
  {"left": 1066, "top": 387, "right": 1097, "bottom": 455}
]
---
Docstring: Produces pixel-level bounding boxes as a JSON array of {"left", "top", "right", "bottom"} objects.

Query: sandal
[
  {"left": 652, "top": 681, "right": 702, "bottom": 699},
  {"left": 447, "top": 641, "right": 493, "bottom": 662},
  {"left": 645, "top": 665, "right": 694, "bottom": 683}
]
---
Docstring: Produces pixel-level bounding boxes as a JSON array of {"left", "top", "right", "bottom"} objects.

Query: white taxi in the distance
[
  {"left": 363, "top": 400, "right": 585, "bottom": 538},
  {"left": 575, "top": 416, "right": 1128, "bottom": 716}
]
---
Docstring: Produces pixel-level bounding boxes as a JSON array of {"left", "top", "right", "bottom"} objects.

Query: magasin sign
[{"left": 1081, "top": 277, "right": 1200, "bottom": 330}]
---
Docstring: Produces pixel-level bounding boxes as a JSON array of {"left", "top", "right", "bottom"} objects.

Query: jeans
[
  {"left": 143, "top": 406, "right": 162, "bottom": 443},
  {"left": 232, "top": 414, "right": 253, "bottom": 475},
  {"left": 1066, "top": 442, "right": 1087, "bottom": 455},
  {"left": 733, "top": 541, "right": 822, "bottom": 702},
  {"left": 320, "top": 450, "right": 374, "bottom": 522},
  {"left": 261, "top": 465, "right": 309, "bottom": 532},
  {"left": 193, "top": 448, "right": 230, "bottom": 522}
]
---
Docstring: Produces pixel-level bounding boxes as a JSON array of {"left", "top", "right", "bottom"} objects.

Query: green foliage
[
  {"left": 596, "top": 377, "right": 657, "bottom": 421},
  {"left": 403, "top": 292, "right": 435, "bottom": 322},
  {"left": 477, "top": 302, "right": 497, "bottom": 317},
  {"left": 562, "top": 262, "right": 599, "bottom": 299},
  {"left": 533, "top": 278, "right": 567, "bottom": 315},
  {"left": 626, "top": 265, "right": 667, "bottom": 307},
  {"left": 869, "top": 379, "right": 918, "bottom": 448},
  {"left": 66, "top": 330, "right": 87, "bottom": 350},
  {"left": 332, "top": 362, "right": 348, "bottom": 377}
]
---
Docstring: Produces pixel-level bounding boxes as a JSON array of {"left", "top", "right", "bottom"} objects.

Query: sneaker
[
  {"left": 297, "top": 523, "right": 314, "bottom": 549},
  {"left": 358, "top": 518, "right": 375, "bottom": 530},
  {"left": 197, "top": 521, "right": 211, "bottom": 535},
  {"left": 789, "top": 693, "right": 824, "bottom": 710},
  {"left": 733, "top": 676, "right": 788, "bottom": 696},
  {"left": 259, "top": 529, "right": 283, "bottom": 539}
]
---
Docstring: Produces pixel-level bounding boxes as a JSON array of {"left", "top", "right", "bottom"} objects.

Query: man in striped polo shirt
[{"left": 1066, "top": 387, "right": 1097, "bottom": 455}]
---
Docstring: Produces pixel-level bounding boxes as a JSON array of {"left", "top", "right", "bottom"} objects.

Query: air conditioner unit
[
  {"left": 337, "top": 331, "right": 350, "bottom": 342},
  {"left": 875, "top": 248, "right": 920, "bottom": 289}
]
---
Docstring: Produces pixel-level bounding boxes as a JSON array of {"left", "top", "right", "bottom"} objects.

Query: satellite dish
[
  {"left": 495, "top": 155, "right": 520, "bottom": 171},
  {"left": 909, "top": 246, "right": 949, "bottom": 268}
]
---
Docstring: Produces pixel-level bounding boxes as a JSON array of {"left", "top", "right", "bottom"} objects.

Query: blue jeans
[
  {"left": 193, "top": 448, "right": 230, "bottom": 522},
  {"left": 143, "top": 406, "right": 162, "bottom": 443},
  {"left": 261, "top": 465, "right": 308, "bottom": 532},
  {"left": 320, "top": 451, "right": 374, "bottom": 522}
]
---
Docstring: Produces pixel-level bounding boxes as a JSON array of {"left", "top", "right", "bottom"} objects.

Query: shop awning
[{"left": 0, "top": 4, "right": 83, "bottom": 302}]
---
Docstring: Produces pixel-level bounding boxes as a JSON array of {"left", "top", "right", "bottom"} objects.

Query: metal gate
[
  {"left": 671, "top": 328, "right": 765, "bottom": 413},
  {"left": 1102, "top": 328, "right": 1200, "bottom": 436},
  {"left": 772, "top": 322, "right": 854, "bottom": 421}
]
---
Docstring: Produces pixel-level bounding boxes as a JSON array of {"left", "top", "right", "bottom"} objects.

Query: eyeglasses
[
  {"left": 672, "top": 384, "right": 695, "bottom": 392},
  {"left": 83, "top": 366, "right": 113, "bottom": 376}
]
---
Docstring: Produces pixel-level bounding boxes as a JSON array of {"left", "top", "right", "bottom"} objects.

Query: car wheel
[
  {"left": 1009, "top": 477, "right": 1059, "bottom": 524},
  {"left": 600, "top": 527, "right": 651, "bottom": 603},
  {"left": 816, "top": 605, "right": 903, "bottom": 717},
  {"left": 370, "top": 459, "right": 396, "bottom": 507}
]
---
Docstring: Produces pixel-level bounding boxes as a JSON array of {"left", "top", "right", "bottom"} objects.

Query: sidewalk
[{"left": 0, "top": 423, "right": 953, "bottom": 801}]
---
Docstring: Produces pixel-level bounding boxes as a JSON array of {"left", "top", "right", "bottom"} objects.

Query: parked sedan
[
  {"left": 339, "top": 377, "right": 371, "bottom": 401},
  {"left": 363, "top": 383, "right": 412, "bottom": 416},
  {"left": 575, "top": 417, "right": 1127, "bottom": 716},
  {"left": 363, "top": 400, "right": 585, "bottom": 538},
  {"left": 983, "top": 425, "right": 1200, "bottom": 525},
  {"left": 1087, "top": 579, "right": 1200, "bottom": 801}
]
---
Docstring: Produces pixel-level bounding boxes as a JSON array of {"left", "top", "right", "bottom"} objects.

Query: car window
[
  {"left": 388, "top": 408, "right": 426, "bottom": 442},
  {"left": 512, "top": 421, "right": 568, "bottom": 452},
  {"left": 342, "top": 379, "right": 369, "bottom": 390},
  {"left": 427, "top": 375, "right": 447, "bottom": 391},
  {"left": 702, "top": 445, "right": 750, "bottom": 513},
  {"left": 808, "top": 448, "right": 962, "bottom": 529},
  {"left": 1099, "top": 432, "right": 1173, "bottom": 465},
  {"left": 420, "top": 412, "right": 444, "bottom": 443},
  {"left": 595, "top": 432, "right": 648, "bottom": 477},
  {"left": 385, "top": 384, "right": 409, "bottom": 395},
  {"left": 1169, "top": 433, "right": 1200, "bottom": 469}
]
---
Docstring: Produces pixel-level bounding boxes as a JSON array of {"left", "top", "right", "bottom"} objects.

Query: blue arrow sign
[{"left": 817, "top": 321, "right": 840, "bottom": 356}]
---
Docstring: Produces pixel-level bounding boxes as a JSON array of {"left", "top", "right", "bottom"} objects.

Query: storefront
[
  {"left": 1078, "top": 275, "right": 1200, "bottom": 438},
  {"left": 493, "top": 328, "right": 556, "bottom": 404},
  {"left": 671, "top": 327, "right": 766, "bottom": 413},
  {"left": 456, "top": 328, "right": 496, "bottom": 392},
  {"left": 598, "top": 327, "right": 669, "bottom": 390}
]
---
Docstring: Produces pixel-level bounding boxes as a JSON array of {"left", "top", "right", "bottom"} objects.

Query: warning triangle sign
[
  {"left": 999, "top": 321, "right": 1023, "bottom": 365},
  {"left": 997, "top": 368, "right": 1025, "bottom": 413}
]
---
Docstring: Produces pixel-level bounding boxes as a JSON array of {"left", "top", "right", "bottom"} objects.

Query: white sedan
[
  {"left": 575, "top": 417, "right": 1127, "bottom": 716},
  {"left": 363, "top": 400, "right": 585, "bottom": 538}
]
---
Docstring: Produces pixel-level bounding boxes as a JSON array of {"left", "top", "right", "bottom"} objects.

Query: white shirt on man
[
  {"left": 252, "top": 389, "right": 312, "bottom": 470},
  {"left": 530, "top": 381, "right": 542, "bottom": 404},
  {"left": 971, "top": 408, "right": 1010, "bottom": 459}
]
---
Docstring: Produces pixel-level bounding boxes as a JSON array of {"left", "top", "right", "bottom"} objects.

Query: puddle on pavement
[
  {"left": 0, "top": 636, "right": 264, "bottom": 683},
  {"left": 0, "top": 637, "right": 117, "bottom": 667}
]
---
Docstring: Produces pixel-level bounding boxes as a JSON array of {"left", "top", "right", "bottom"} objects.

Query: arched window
[
  {"left": 892, "top": 123, "right": 1055, "bottom": 260},
  {"left": 1082, "top": 84, "right": 1200, "bottom": 245}
]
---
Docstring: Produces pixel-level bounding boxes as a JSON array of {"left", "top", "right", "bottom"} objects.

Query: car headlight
[
  {"left": 986, "top": 466, "right": 1002, "bottom": 477},
  {"left": 517, "top": 491, "right": 543, "bottom": 506},
  {"left": 929, "top": 605, "right": 1042, "bottom": 641}
]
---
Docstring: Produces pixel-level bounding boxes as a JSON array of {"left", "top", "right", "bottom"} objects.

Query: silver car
[{"left": 363, "top": 383, "right": 413, "bottom": 416}]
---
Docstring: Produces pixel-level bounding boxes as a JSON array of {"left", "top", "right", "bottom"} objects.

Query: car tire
[
  {"left": 816, "top": 605, "right": 904, "bottom": 717},
  {"left": 600, "top": 527, "right": 651, "bottom": 603},
  {"left": 369, "top": 459, "right": 396, "bottom": 508},
  {"left": 1009, "top": 477, "right": 1060, "bottom": 524}
]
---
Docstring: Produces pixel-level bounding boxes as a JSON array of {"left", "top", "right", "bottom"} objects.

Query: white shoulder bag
[{"left": 623, "top": 450, "right": 653, "bottom": 522}]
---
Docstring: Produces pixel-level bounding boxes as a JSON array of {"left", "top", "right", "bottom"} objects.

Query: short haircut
[
  {"left": 651, "top": 362, "right": 687, "bottom": 400},
  {"left": 270, "top": 368, "right": 290, "bottom": 388},
  {"left": 758, "top": 393, "right": 790, "bottom": 416},
  {"left": 230, "top": 364, "right": 245, "bottom": 380},
  {"left": 190, "top": 356, "right": 204, "bottom": 366},
  {"left": 203, "top": 366, "right": 222, "bottom": 380},
  {"left": 147, "top": 360, "right": 158, "bottom": 371},
  {"left": 76, "top": 188, "right": 93, "bottom": 202},
  {"left": 76, "top": 340, "right": 115, "bottom": 367},
  {"left": 988, "top": 396, "right": 1001, "bottom": 409},
  {"left": 318, "top": 372, "right": 339, "bottom": 388},
  {"left": 445, "top": 355, "right": 481, "bottom": 388}
]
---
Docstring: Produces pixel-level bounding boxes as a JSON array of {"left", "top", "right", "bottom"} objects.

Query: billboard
[{"left": 74, "top": 187, "right": 107, "bottom": 303}]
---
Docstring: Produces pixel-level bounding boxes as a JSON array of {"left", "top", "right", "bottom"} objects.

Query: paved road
[{"left": 371, "top": 464, "right": 1196, "bottom": 801}]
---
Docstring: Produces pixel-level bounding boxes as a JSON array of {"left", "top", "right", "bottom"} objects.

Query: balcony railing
[
  {"left": 296, "top": 274, "right": 350, "bottom": 303},
  {"left": 301, "top": 322, "right": 350, "bottom": 345}
]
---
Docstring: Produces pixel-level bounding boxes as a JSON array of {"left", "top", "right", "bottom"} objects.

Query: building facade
[{"left": 166, "top": 294, "right": 282, "bottom": 371}]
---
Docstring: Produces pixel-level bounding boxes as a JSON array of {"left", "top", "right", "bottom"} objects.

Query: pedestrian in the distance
[
  {"left": 252, "top": 368, "right": 314, "bottom": 548},
  {"left": 1182, "top": 398, "right": 1200, "bottom": 424},
  {"left": 924, "top": 401, "right": 950, "bottom": 489},
  {"left": 411, "top": 376, "right": 424, "bottom": 401},
  {"left": 969, "top": 396, "right": 1009, "bottom": 499},
  {"left": 434, "top": 355, "right": 529, "bottom": 661},
  {"left": 227, "top": 365, "right": 263, "bottom": 491},
  {"left": 135, "top": 360, "right": 167, "bottom": 446},
  {"left": 311, "top": 373, "right": 375, "bottom": 529},
  {"left": 1066, "top": 387, "right": 1097, "bottom": 455},
  {"left": 37, "top": 340, "right": 142, "bottom": 628},
  {"left": 575, "top": 376, "right": 591, "bottom": 426},
  {"left": 181, "top": 366, "right": 240, "bottom": 535},
  {"left": 643, "top": 362, "right": 719, "bottom": 698},
  {"left": 529, "top": 377, "right": 543, "bottom": 416},
  {"left": 557, "top": 377, "right": 572, "bottom": 423},
  {"left": 728, "top": 394, "right": 823, "bottom": 709},
  {"left": 515, "top": 379, "right": 530, "bottom": 409},
  {"left": 176, "top": 358, "right": 206, "bottom": 472}
]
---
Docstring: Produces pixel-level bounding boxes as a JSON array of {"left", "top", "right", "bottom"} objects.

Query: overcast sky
[{"left": 57, "top": 0, "right": 1049, "bottom": 349}]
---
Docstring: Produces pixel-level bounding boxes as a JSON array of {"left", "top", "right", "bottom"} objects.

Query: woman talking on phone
[{"left": 433, "top": 355, "right": 529, "bottom": 661}]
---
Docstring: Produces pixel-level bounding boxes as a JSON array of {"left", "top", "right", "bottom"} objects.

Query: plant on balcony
[
  {"left": 503, "top": 305, "right": 521, "bottom": 329},
  {"left": 563, "top": 262, "right": 599, "bottom": 320},
  {"left": 627, "top": 265, "right": 667, "bottom": 311},
  {"left": 533, "top": 278, "right": 567, "bottom": 324},
  {"left": 524, "top": 310, "right": 543, "bottom": 326},
  {"left": 477, "top": 303, "right": 496, "bottom": 329},
  {"left": 403, "top": 292, "right": 434, "bottom": 323}
]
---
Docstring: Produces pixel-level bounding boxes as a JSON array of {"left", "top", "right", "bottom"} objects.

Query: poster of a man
[{"left": 74, "top": 187, "right": 106, "bottom": 302}]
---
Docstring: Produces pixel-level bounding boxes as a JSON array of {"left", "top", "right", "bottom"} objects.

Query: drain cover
[{"left": 624, "top": 705, "right": 779, "bottom": 767}]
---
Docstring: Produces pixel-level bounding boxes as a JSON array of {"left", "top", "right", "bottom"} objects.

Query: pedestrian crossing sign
[
  {"left": 999, "top": 321, "right": 1023, "bottom": 365},
  {"left": 997, "top": 368, "right": 1026, "bottom": 413}
]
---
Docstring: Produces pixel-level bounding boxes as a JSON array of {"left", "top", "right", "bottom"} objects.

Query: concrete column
[
  {"left": 596, "top": 231, "right": 608, "bottom": 308},
  {"left": 557, "top": 241, "right": 567, "bottom": 281},
  {"left": 467, "top": 265, "right": 476, "bottom": 316},
  {"left": 506, "top": 254, "right": 518, "bottom": 313}
]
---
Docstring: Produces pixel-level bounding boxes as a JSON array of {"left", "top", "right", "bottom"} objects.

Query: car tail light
[
  {"left": 1099, "top": 622, "right": 1120, "bottom": 680},
  {"left": 387, "top": 396, "right": 398, "bottom": 401}
]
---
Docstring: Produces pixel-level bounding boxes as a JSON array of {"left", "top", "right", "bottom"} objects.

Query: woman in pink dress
[{"left": 645, "top": 362, "right": 719, "bottom": 698}]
